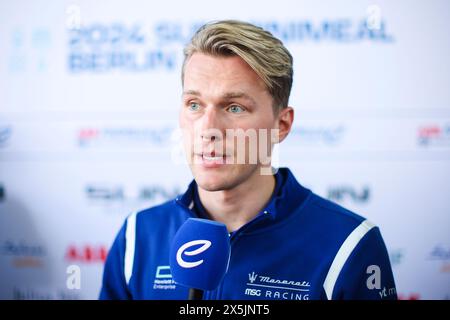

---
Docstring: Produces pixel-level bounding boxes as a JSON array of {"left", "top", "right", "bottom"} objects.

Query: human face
[{"left": 180, "top": 53, "right": 279, "bottom": 191}]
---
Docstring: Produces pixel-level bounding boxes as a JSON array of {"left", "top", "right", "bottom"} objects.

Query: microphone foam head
[{"left": 169, "top": 218, "right": 231, "bottom": 291}]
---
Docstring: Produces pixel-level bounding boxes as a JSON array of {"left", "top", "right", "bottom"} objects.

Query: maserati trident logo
[
  {"left": 176, "top": 240, "right": 211, "bottom": 268},
  {"left": 249, "top": 271, "right": 258, "bottom": 283}
]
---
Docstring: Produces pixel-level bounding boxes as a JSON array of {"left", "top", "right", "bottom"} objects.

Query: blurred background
[{"left": 0, "top": 0, "right": 449, "bottom": 300}]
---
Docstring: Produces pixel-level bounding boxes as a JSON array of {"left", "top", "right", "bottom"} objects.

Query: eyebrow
[{"left": 183, "top": 90, "right": 257, "bottom": 105}]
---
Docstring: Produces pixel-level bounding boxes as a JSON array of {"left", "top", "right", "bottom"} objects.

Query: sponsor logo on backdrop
[
  {"left": 155, "top": 17, "right": 394, "bottom": 45},
  {"left": 65, "top": 244, "right": 107, "bottom": 263},
  {"left": 13, "top": 287, "right": 80, "bottom": 300},
  {"left": 67, "top": 23, "right": 179, "bottom": 73},
  {"left": 389, "top": 249, "right": 405, "bottom": 267},
  {"left": 67, "top": 17, "right": 393, "bottom": 73},
  {"left": 85, "top": 184, "right": 180, "bottom": 203},
  {"left": 77, "top": 126, "right": 174, "bottom": 148},
  {"left": 244, "top": 271, "right": 310, "bottom": 300},
  {"left": 429, "top": 245, "right": 450, "bottom": 273},
  {"left": 327, "top": 185, "right": 371, "bottom": 204},
  {"left": 0, "top": 126, "right": 12, "bottom": 148},
  {"left": 0, "top": 240, "right": 46, "bottom": 268},
  {"left": 253, "top": 17, "right": 394, "bottom": 43},
  {"left": 0, "top": 184, "right": 5, "bottom": 202},
  {"left": 398, "top": 293, "right": 420, "bottom": 300},
  {"left": 288, "top": 125, "right": 346, "bottom": 146},
  {"left": 417, "top": 124, "right": 450, "bottom": 147},
  {"left": 8, "top": 28, "right": 51, "bottom": 74}
]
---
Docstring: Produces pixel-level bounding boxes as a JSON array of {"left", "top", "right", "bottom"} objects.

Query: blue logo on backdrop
[
  {"left": 0, "top": 126, "right": 12, "bottom": 147},
  {"left": 252, "top": 19, "right": 394, "bottom": 43},
  {"left": 8, "top": 28, "right": 51, "bottom": 73},
  {"left": 1, "top": 240, "right": 47, "bottom": 268},
  {"left": 68, "top": 23, "right": 178, "bottom": 72},
  {"left": 389, "top": 249, "right": 405, "bottom": 267},
  {"left": 289, "top": 125, "right": 346, "bottom": 145},
  {"left": 67, "top": 18, "right": 394, "bottom": 73},
  {"left": 428, "top": 245, "right": 450, "bottom": 273},
  {"left": 85, "top": 184, "right": 180, "bottom": 203},
  {"left": 327, "top": 185, "right": 371, "bottom": 204},
  {"left": 1, "top": 240, "right": 46, "bottom": 258},
  {"left": 429, "top": 245, "right": 450, "bottom": 261},
  {"left": 154, "top": 19, "right": 394, "bottom": 45}
]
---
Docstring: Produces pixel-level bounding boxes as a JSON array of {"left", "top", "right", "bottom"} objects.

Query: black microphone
[{"left": 188, "top": 288, "right": 204, "bottom": 300}]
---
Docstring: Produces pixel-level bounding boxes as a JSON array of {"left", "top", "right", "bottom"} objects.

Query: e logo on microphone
[{"left": 176, "top": 240, "right": 212, "bottom": 268}]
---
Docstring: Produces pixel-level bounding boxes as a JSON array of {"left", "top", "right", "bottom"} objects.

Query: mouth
[
  {"left": 194, "top": 152, "right": 230, "bottom": 168},
  {"left": 202, "top": 155, "right": 224, "bottom": 162}
]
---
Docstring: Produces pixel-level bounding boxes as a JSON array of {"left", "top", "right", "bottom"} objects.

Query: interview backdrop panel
[{"left": 0, "top": 0, "right": 449, "bottom": 299}]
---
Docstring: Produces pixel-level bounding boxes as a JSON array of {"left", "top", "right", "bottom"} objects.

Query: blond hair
[{"left": 182, "top": 20, "right": 293, "bottom": 112}]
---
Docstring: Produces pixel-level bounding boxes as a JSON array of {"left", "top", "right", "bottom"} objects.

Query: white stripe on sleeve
[
  {"left": 124, "top": 212, "right": 137, "bottom": 285},
  {"left": 323, "top": 219, "right": 376, "bottom": 300}
]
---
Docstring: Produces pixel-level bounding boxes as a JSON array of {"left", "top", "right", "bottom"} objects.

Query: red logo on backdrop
[
  {"left": 398, "top": 293, "right": 420, "bottom": 300},
  {"left": 78, "top": 128, "right": 99, "bottom": 146},
  {"left": 417, "top": 124, "right": 450, "bottom": 146},
  {"left": 65, "top": 245, "right": 108, "bottom": 263},
  {"left": 418, "top": 125, "right": 441, "bottom": 138}
]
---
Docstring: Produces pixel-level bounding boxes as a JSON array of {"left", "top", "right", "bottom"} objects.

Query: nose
[{"left": 199, "top": 106, "right": 223, "bottom": 142}]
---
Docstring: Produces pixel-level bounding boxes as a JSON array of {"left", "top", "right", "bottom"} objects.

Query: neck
[{"left": 197, "top": 168, "right": 276, "bottom": 232}]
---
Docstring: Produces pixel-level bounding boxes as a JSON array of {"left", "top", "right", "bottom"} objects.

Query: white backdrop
[{"left": 0, "top": 0, "right": 449, "bottom": 300}]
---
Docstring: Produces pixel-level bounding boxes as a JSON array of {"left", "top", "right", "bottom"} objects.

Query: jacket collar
[{"left": 175, "top": 167, "right": 311, "bottom": 222}]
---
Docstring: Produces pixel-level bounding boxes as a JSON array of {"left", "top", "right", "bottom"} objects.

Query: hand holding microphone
[{"left": 169, "top": 218, "right": 231, "bottom": 300}]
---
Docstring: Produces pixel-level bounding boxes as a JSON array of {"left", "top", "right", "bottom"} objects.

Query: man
[{"left": 100, "top": 20, "right": 397, "bottom": 300}]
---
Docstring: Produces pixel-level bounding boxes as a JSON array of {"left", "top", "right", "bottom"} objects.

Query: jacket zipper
[{"left": 214, "top": 213, "right": 272, "bottom": 299}]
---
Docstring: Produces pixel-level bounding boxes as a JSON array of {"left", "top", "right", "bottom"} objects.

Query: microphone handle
[{"left": 188, "top": 288, "right": 204, "bottom": 300}]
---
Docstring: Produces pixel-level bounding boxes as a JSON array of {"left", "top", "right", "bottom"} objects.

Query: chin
[
  {"left": 191, "top": 164, "right": 258, "bottom": 192},
  {"left": 193, "top": 169, "right": 232, "bottom": 192}
]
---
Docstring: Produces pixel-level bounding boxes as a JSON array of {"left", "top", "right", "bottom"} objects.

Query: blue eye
[
  {"left": 189, "top": 102, "right": 200, "bottom": 111},
  {"left": 228, "top": 105, "right": 244, "bottom": 113}
]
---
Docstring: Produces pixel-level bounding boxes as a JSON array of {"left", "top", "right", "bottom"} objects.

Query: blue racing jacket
[{"left": 99, "top": 168, "right": 397, "bottom": 300}]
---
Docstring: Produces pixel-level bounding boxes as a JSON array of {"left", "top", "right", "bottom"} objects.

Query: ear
[{"left": 276, "top": 106, "right": 294, "bottom": 143}]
